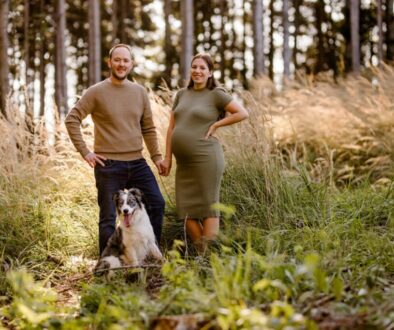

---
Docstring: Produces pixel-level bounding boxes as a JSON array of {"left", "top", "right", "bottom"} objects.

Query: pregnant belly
[{"left": 172, "top": 130, "right": 219, "bottom": 161}]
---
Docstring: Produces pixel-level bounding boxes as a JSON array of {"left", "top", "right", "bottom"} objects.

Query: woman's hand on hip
[{"left": 205, "top": 123, "right": 218, "bottom": 139}]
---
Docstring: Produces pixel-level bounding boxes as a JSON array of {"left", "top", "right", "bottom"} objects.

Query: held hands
[
  {"left": 84, "top": 152, "right": 107, "bottom": 168},
  {"left": 158, "top": 158, "right": 172, "bottom": 176}
]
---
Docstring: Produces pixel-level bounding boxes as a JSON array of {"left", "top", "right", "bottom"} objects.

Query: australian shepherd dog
[{"left": 94, "top": 188, "right": 163, "bottom": 280}]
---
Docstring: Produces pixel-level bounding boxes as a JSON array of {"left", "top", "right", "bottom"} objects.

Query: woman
[{"left": 162, "top": 53, "right": 249, "bottom": 252}]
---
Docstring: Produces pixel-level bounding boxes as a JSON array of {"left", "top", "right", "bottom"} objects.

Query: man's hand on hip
[{"left": 84, "top": 152, "right": 107, "bottom": 168}]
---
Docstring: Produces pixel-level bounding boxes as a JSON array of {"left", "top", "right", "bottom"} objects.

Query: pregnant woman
[{"left": 162, "top": 53, "right": 249, "bottom": 253}]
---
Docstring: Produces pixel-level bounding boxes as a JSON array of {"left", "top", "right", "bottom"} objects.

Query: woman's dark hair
[{"left": 187, "top": 53, "right": 219, "bottom": 90}]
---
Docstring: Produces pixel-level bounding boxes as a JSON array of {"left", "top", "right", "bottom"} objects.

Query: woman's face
[{"left": 190, "top": 58, "right": 212, "bottom": 87}]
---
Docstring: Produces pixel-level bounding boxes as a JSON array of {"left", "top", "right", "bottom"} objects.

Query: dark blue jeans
[{"left": 94, "top": 158, "right": 165, "bottom": 254}]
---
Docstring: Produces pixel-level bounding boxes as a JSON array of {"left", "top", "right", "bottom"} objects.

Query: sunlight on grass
[{"left": 0, "top": 68, "right": 393, "bottom": 328}]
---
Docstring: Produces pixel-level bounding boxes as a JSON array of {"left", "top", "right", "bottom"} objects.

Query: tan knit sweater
[{"left": 65, "top": 79, "right": 162, "bottom": 162}]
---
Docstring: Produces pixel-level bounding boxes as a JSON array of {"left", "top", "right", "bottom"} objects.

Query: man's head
[{"left": 108, "top": 44, "right": 134, "bottom": 82}]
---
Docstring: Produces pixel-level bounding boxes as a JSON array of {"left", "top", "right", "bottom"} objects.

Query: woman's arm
[
  {"left": 205, "top": 100, "right": 249, "bottom": 139},
  {"left": 161, "top": 112, "right": 175, "bottom": 176}
]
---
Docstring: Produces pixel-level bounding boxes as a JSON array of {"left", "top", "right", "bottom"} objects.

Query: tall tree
[
  {"left": 386, "top": 0, "right": 394, "bottom": 60},
  {"left": 283, "top": 0, "right": 290, "bottom": 78},
  {"left": 293, "top": 0, "right": 302, "bottom": 70},
  {"left": 377, "top": 0, "right": 383, "bottom": 64},
  {"left": 88, "top": 0, "right": 101, "bottom": 85},
  {"left": 350, "top": 0, "right": 360, "bottom": 73},
  {"left": 55, "top": 0, "right": 68, "bottom": 116},
  {"left": 268, "top": 0, "right": 275, "bottom": 80},
  {"left": 0, "top": 0, "right": 9, "bottom": 117},
  {"left": 163, "top": 0, "right": 172, "bottom": 86},
  {"left": 180, "top": 0, "right": 193, "bottom": 85},
  {"left": 24, "top": 0, "right": 32, "bottom": 107},
  {"left": 252, "top": 0, "right": 264, "bottom": 76}
]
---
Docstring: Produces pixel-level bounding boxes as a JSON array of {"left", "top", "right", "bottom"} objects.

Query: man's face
[{"left": 108, "top": 47, "right": 133, "bottom": 81}]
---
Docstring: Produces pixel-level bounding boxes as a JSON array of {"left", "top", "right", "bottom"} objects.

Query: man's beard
[{"left": 111, "top": 68, "right": 129, "bottom": 81}]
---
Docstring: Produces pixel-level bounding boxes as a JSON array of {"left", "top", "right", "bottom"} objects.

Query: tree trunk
[
  {"left": 386, "top": 0, "right": 394, "bottom": 60},
  {"left": 24, "top": 0, "right": 33, "bottom": 108},
  {"left": 220, "top": 0, "right": 227, "bottom": 82},
  {"left": 242, "top": 1, "right": 248, "bottom": 88},
  {"left": 253, "top": 0, "right": 264, "bottom": 76},
  {"left": 88, "top": 0, "right": 101, "bottom": 86},
  {"left": 293, "top": 0, "right": 301, "bottom": 70},
  {"left": 268, "top": 0, "right": 274, "bottom": 80},
  {"left": 0, "top": 0, "right": 10, "bottom": 118},
  {"left": 283, "top": 0, "right": 290, "bottom": 78},
  {"left": 39, "top": 0, "right": 46, "bottom": 118},
  {"left": 118, "top": 0, "right": 127, "bottom": 43},
  {"left": 55, "top": 0, "right": 68, "bottom": 117},
  {"left": 163, "top": 0, "right": 172, "bottom": 86},
  {"left": 377, "top": 0, "right": 383, "bottom": 65},
  {"left": 180, "top": 0, "right": 194, "bottom": 85},
  {"left": 350, "top": 0, "right": 360, "bottom": 74},
  {"left": 111, "top": 0, "right": 118, "bottom": 43},
  {"left": 315, "top": 1, "right": 325, "bottom": 73}
]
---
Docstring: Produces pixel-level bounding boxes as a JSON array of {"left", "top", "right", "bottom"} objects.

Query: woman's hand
[
  {"left": 205, "top": 123, "right": 218, "bottom": 139},
  {"left": 160, "top": 158, "right": 172, "bottom": 176}
]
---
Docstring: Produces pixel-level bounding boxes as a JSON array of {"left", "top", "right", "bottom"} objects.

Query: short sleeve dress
[{"left": 171, "top": 87, "right": 233, "bottom": 219}]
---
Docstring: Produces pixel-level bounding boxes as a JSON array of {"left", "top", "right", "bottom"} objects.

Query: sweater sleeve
[
  {"left": 64, "top": 89, "right": 95, "bottom": 157},
  {"left": 140, "top": 90, "right": 162, "bottom": 162}
]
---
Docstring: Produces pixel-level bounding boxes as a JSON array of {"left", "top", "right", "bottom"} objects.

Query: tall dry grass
[
  {"left": 246, "top": 65, "right": 394, "bottom": 185},
  {"left": 0, "top": 103, "right": 97, "bottom": 284}
]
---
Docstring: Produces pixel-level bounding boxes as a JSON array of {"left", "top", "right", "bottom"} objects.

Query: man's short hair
[{"left": 108, "top": 44, "right": 134, "bottom": 60}]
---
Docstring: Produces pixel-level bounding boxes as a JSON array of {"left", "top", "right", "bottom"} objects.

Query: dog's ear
[
  {"left": 113, "top": 190, "right": 122, "bottom": 208},
  {"left": 129, "top": 188, "right": 143, "bottom": 204}
]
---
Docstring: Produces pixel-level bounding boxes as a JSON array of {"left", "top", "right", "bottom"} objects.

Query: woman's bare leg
[{"left": 185, "top": 218, "right": 203, "bottom": 252}]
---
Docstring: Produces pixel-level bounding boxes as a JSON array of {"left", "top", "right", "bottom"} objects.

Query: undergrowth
[{"left": 1, "top": 68, "right": 393, "bottom": 329}]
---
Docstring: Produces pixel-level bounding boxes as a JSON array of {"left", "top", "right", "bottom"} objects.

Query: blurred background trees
[{"left": 0, "top": 0, "right": 393, "bottom": 119}]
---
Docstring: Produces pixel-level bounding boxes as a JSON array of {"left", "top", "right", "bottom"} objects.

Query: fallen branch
[{"left": 93, "top": 263, "right": 162, "bottom": 274}]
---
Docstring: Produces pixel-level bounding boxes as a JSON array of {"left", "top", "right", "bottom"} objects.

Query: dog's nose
[{"left": 123, "top": 209, "right": 129, "bottom": 214}]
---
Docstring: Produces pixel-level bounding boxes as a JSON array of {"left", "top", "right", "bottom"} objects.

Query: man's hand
[
  {"left": 84, "top": 152, "right": 107, "bottom": 168},
  {"left": 154, "top": 159, "right": 165, "bottom": 175}
]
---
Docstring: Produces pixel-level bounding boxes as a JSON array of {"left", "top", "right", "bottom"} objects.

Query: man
[{"left": 65, "top": 44, "right": 165, "bottom": 254}]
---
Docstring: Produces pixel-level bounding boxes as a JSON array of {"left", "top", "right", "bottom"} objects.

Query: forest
[{"left": 0, "top": 0, "right": 393, "bottom": 329}]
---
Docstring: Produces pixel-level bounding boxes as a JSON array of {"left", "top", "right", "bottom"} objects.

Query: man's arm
[{"left": 140, "top": 91, "right": 163, "bottom": 173}]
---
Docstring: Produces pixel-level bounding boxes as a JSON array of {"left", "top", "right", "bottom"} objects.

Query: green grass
[
  {"left": 1, "top": 149, "right": 393, "bottom": 329},
  {"left": 1, "top": 70, "right": 394, "bottom": 328}
]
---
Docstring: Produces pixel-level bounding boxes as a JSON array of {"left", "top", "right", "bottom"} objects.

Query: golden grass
[{"left": 245, "top": 65, "right": 394, "bottom": 185}]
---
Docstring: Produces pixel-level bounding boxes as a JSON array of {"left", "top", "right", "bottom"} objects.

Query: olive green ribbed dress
[{"left": 171, "top": 87, "right": 233, "bottom": 219}]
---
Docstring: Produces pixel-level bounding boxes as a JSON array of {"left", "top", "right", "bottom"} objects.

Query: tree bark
[
  {"left": 163, "top": 0, "right": 172, "bottom": 86},
  {"left": 293, "top": 0, "right": 301, "bottom": 70},
  {"left": 377, "top": 0, "right": 383, "bottom": 65},
  {"left": 24, "top": 0, "right": 33, "bottom": 108},
  {"left": 55, "top": 0, "right": 68, "bottom": 117},
  {"left": 386, "top": 0, "right": 394, "bottom": 60},
  {"left": 0, "top": 0, "right": 10, "bottom": 118},
  {"left": 268, "top": 0, "right": 274, "bottom": 80},
  {"left": 88, "top": 0, "right": 101, "bottom": 86},
  {"left": 283, "top": 0, "right": 290, "bottom": 78},
  {"left": 253, "top": 0, "right": 264, "bottom": 76},
  {"left": 180, "top": 0, "right": 194, "bottom": 85},
  {"left": 39, "top": 0, "right": 45, "bottom": 118},
  {"left": 350, "top": 0, "right": 360, "bottom": 74},
  {"left": 220, "top": 0, "right": 227, "bottom": 82}
]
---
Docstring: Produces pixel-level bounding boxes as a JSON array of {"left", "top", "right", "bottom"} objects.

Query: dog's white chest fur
[
  {"left": 94, "top": 188, "right": 163, "bottom": 280},
  {"left": 120, "top": 209, "right": 162, "bottom": 266}
]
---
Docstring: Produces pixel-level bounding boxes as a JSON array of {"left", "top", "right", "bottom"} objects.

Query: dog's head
[{"left": 113, "top": 188, "right": 144, "bottom": 228}]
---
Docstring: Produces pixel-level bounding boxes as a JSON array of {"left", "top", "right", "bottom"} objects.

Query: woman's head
[{"left": 187, "top": 53, "right": 219, "bottom": 90}]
